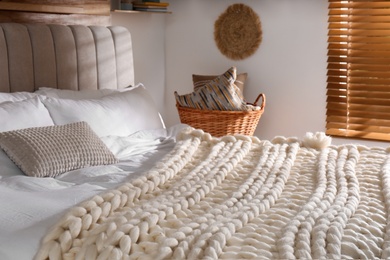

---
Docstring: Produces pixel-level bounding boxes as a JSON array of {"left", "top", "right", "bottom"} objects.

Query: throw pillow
[
  {"left": 0, "top": 121, "right": 118, "bottom": 177},
  {"left": 193, "top": 72, "right": 247, "bottom": 96},
  {"left": 175, "top": 67, "right": 248, "bottom": 111}
]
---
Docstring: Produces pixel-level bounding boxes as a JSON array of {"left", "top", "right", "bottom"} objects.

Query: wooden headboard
[{"left": 0, "top": 23, "right": 135, "bottom": 93}]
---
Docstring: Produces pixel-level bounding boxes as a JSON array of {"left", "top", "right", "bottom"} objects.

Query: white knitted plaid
[{"left": 35, "top": 128, "right": 390, "bottom": 260}]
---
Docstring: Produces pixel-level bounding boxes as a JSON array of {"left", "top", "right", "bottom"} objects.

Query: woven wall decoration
[{"left": 214, "top": 3, "right": 262, "bottom": 60}]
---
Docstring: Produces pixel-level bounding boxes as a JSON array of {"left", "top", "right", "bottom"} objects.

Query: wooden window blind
[{"left": 327, "top": 0, "right": 390, "bottom": 141}]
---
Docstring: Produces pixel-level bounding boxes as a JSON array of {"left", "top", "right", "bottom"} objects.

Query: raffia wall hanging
[{"left": 214, "top": 3, "right": 262, "bottom": 60}]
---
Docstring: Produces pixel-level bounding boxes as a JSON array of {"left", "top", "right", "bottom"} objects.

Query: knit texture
[
  {"left": 35, "top": 128, "right": 390, "bottom": 259},
  {"left": 0, "top": 121, "right": 118, "bottom": 177}
]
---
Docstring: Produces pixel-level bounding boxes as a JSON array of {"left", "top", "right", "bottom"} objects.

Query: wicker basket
[{"left": 176, "top": 93, "right": 266, "bottom": 137}]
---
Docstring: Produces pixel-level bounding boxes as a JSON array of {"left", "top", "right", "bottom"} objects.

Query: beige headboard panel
[{"left": 0, "top": 23, "right": 135, "bottom": 93}]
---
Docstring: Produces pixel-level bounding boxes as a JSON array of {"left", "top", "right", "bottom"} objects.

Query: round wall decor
[{"left": 214, "top": 3, "right": 262, "bottom": 60}]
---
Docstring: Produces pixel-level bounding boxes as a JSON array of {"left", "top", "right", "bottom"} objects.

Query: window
[{"left": 326, "top": 0, "right": 390, "bottom": 141}]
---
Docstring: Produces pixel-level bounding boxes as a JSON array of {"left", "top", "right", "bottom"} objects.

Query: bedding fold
[{"left": 35, "top": 128, "right": 390, "bottom": 259}]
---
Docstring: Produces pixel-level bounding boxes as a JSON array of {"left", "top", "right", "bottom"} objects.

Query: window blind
[{"left": 327, "top": 0, "right": 390, "bottom": 141}]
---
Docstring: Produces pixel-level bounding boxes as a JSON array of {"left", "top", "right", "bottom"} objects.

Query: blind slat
[
  {"left": 327, "top": 56, "right": 390, "bottom": 65},
  {"left": 328, "top": 50, "right": 390, "bottom": 58},
  {"left": 327, "top": 70, "right": 390, "bottom": 79},
  {"left": 327, "top": 89, "right": 390, "bottom": 99},
  {"left": 329, "top": 22, "right": 390, "bottom": 30},
  {"left": 328, "top": 83, "right": 390, "bottom": 92},
  {"left": 329, "top": 15, "right": 390, "bottom": 23},
  {"left": 329, "top": 9, "right": 390, "bottom": 16},
  {"left": 329, "top": 29, "right": 390, "bottom": 36},
  {"left": 327, "top": 63, "right": 390, "bottom": 71},
  {"left": 329, "top": 36, "right": 390, "bottom": 44},
  {"left": 329, "top": 2, "right": 390, "bottom": 8}
]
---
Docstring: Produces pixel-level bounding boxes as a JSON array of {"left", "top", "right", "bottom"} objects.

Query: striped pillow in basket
[
  {"left": 175, "top": 67, "right": 256, "bottom": 111},
  {"left": 192, "top": 72, "right": 247, "bottom": 99}
]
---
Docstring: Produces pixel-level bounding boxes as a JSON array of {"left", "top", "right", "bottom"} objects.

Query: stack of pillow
[
  {"left": 175, "top": 67, "right": 260, "bottom": 111},
  {"left": 0, "top": 84, "right": 165, "bottom": 178}
]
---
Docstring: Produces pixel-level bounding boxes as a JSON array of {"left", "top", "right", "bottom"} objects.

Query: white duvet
[{"left": 0, "top": 124, "right": 186, "bottom": 260}]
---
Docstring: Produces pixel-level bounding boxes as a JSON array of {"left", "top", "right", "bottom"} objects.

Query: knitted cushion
[
  {"left": 0, "top": 121, "right": 118, "bottom": 177},
  {"left": 175, "top": 67, "right": 249, "bottom": 111}
]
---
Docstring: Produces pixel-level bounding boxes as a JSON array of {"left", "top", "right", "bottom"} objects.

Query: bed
[{"left": 1, "top": 23, "right": 390, "bottom": 260}]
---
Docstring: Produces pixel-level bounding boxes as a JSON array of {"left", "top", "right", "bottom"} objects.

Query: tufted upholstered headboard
[{"left": 0, "top": 23, "right": 134, "bottom": 93}]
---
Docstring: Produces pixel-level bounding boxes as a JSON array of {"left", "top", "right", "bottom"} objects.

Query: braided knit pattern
[{"left": 34, "top": 128, "right": 390, "bottom": 260}]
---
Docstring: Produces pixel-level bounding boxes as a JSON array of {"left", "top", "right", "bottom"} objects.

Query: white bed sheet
[{"left": 0, "top": 124, "right": 187, "bottom": 260}]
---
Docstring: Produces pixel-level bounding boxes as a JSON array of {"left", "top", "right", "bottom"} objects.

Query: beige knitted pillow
[{"left": 0, "top": 121, "right": 118, "bottom": 177}]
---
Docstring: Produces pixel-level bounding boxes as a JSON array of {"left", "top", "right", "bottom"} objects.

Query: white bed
[
  {"left": 1, "top": 23, "right": 390, "bottom": 260},
  {"left": 0, "top": 23, "right": 183, "bottom": 259},
  {"left": 0, "top": 124, "right": 186, "bottom": 260}
]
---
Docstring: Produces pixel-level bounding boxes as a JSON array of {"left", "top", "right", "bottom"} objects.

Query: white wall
[
  {"left": 112, "top": 1, "right": 388, "bottom": 147},
  {"left": 111, "top": 12, "right": 167, "bottom": 113}
]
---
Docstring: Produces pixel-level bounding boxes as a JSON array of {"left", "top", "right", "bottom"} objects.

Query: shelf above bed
[
  {"left": 112, "top": 9, "right": 172, "bottom": 14},
  {"left": 0, "top": 1, "right": 110, "bottom": 15}
]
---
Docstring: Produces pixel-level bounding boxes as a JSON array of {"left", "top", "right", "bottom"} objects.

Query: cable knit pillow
[
  {"left": 0, "top": 121, "right": 118, "bottom": 177},
  {"left": 192, "top": 72, "right": 247, "bottom": 97},
  {"left": 175, "top": 67, "right": 248, "bottom": 111}
]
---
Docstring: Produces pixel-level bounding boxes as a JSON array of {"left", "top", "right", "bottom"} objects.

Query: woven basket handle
[{"left": 248, "top": 93, "right": 266, "bottom": 110}]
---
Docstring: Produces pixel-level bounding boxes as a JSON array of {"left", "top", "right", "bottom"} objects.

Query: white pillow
[
  {"left": 0, "top": 96, "right": 54, "bottom": 132},
  {"left": 0, "top": 92, "right": 38, "bottom": 104},
  {"left": 41, "top": 84, "right": 165, "bottom": 137},
  {"left": 36, "top": 86, "right": 132, "bottom": 100}
]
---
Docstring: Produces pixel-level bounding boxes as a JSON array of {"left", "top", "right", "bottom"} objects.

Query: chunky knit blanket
[{"left": 35, "top": 128, "right": 390, "bottom": 259}]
